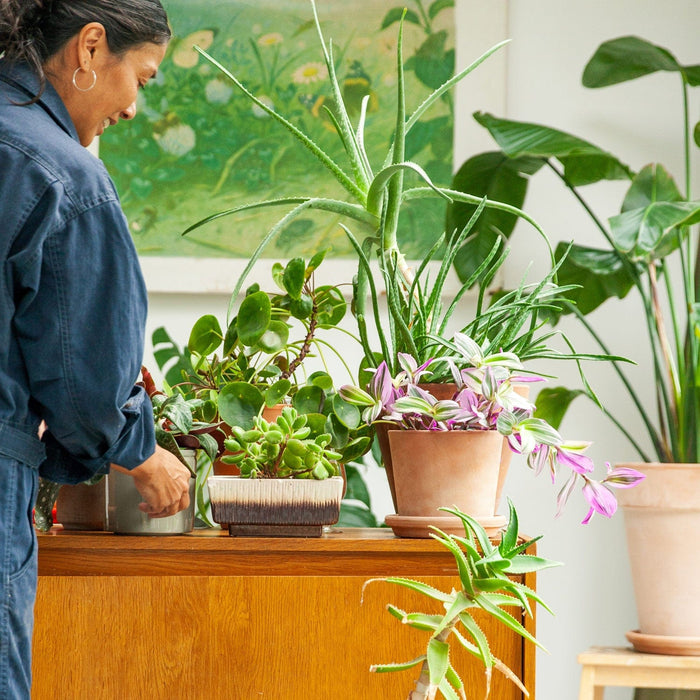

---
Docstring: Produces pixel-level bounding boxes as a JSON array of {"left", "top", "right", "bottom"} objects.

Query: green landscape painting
[{"left": 100, "top": 0, "right": 455, "bottom": 258}]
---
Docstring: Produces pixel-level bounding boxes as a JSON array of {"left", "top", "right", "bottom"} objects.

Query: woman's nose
[{"left": 120, "top": 102, "right": 137, "bottom": 120}]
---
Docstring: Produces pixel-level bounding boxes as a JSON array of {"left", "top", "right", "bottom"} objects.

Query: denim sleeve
[{"left": 13, "top": 199, "right": 155, "bottom": 481}]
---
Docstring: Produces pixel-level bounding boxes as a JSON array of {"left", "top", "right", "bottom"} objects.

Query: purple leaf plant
[{"left": 340, "top": 332, "right": 645, "bottom": 524}]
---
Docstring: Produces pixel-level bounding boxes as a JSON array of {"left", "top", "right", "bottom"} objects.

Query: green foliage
[
  {"left": 221, "top": 406, "right": 342, "bottom": 480},
  {"left": 455, "top": 35, "right": 700, "bottom": 463},
  {"left": 366, "top": 501, "right": 559, "bottom": 699}
]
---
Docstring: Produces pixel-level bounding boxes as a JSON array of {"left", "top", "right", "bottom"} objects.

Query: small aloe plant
[{"left": 363, "top": 502, "right": 559, "bottom": 700}]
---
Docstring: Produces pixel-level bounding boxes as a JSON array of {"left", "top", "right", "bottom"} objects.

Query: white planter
[{"left": 208, "top": 475, "right": 344, "bottom": 537}]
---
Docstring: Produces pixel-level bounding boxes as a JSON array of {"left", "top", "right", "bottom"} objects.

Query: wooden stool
[{"left": 578, "top": 647, "right": 700, "bottom": 699}]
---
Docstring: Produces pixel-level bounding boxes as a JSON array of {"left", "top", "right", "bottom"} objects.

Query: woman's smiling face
[{"left": 46, "top": 23, "right": 167, "bottom": 146}]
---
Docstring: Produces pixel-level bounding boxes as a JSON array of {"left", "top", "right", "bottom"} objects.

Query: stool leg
[{"left": 579, "top": 667, "right": 605, "bottom": 700}]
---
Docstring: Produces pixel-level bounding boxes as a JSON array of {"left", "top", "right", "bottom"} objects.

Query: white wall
[{"left": 142, "top": 2, "right": 700, "bottom": 698}]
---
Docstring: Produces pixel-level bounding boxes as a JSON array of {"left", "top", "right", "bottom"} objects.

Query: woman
[{"left": 0, "top": 1, "right": 192, "bottom": 696}]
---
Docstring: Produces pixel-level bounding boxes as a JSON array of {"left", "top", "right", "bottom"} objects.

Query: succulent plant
[{"left": 221, "top": 406, "right": 341, "bottom": 480}]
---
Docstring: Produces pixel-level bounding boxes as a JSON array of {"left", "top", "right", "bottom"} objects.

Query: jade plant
[
  {"left": 221, "top": 405, "right": 341, "bottom": 479},
  {"left": 364, "top": 501, "right": 559, "bottom": 699}
]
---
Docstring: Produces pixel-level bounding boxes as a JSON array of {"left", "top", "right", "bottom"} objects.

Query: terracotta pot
[
  {"left": 617, "top": 462, "right": 700, "bottom": 654},
  {"left": 385, "top": 429, "right": 506, "bottom": 537},
  {"left": 376, "top": 383, "right": 529, "bottom": 515},
  {"left": 55, "top": 480, "right": 107, "bottom": 531}
]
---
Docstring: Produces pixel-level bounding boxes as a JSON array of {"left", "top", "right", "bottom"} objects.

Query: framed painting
[{"left": 99, "top": 0, "right": 507, "bottom": 292}]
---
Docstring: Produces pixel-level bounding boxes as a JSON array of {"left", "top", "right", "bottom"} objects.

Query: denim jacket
[{"left": 0, "top": 61, "right": 155, "bottom": 483}]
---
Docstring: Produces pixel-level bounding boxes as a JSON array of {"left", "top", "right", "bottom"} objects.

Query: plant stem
[
  {"left": 566, "top": 302, "right": 666, "bottom": 461},
  {"left": 409, "top": 623, "right": 456, "bottom": 700},
  {"left": 283, "top": 295, "right": 318, "bottom": 379}
]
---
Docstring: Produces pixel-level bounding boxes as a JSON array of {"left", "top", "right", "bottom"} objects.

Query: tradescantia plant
[
  {"left": 340, "top": 332, "right": 645, "bottom": 523},
  {"left": 451, "top": 36, "right": 700, "bottom": 464},
  {"left": 180, "top": 0, "right": 605, "bottom": 380},
  {"left": 364, "top": 501, "right": 559, "bottom": 699}
]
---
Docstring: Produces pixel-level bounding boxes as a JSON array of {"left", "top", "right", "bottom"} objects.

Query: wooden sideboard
[{"left": 32, "top": 528, "right": 535, "bottom": 700}]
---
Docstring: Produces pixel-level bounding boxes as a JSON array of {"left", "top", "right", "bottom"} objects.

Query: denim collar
[{"left": 0, "top": 60, "right": 80, "bottom": 142}]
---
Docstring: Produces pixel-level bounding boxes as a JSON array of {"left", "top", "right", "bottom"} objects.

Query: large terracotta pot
[
  {"left": 376, "top": 383, "right": 529, "bottom": 518},
  {"left": 384, "top": 429, "right": 506, "bottom": 538},
  {"left": 617, "top": 462, "right": 700, "bottom": 654}
]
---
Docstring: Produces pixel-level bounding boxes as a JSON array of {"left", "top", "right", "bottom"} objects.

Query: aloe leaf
[
  {"left": 427, "top": 638, "right": 450, "bottom": 687},
  {"left": 370, "top": 656, "right": 426, "bottom": 673},
  {"left": 194, "top": 46, "right": 364, "bottom": 203},
  {"left": 438, "top": 676, "right": 461, "bottom": 700},
  {"left": 458, "top": 613, "right": 494, "bottom": 670},
  {"left": 406, "top": 39, "right": 510, "bottom": 134},
  {"left": 183, "top": 196, "right": 377, "bottom": 238},
  {"left": 310, "top": 1, "right": 371, "bottom": 192},
  {"left": 355, "top": 95, "right": 373, "bottom": 177},
  {"left": 366, "top": 577, "right": 453, "bottom": 604},
  {"left": 367, "top": 162, "right": 451, "bottom": 216},
  {"left": 476, "top": 596, "right": 544, "bottom": 649}
]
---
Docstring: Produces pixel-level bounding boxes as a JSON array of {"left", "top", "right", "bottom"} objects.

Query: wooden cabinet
[{"left": 33, "top": 528, "right": 535, "bottom": 699}]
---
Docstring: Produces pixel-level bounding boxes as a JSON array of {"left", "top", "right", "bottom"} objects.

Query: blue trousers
[{"left": 0, "top": 458, "right": 38, "bottom": 700}]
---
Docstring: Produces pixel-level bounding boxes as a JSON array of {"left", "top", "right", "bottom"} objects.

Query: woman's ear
[{"left": 76, "top": 22, "right": 107, "bottom": 69}]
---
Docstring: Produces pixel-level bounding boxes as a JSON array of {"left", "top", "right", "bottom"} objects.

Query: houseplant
[
  {"left": 208, "top": 405, "right": 345, "bottom": 536},
  {"left": 340, "top": 331, "right": 644, "bottom": 537},
  {"left": 454, "top": 35, "right": 700, "bottom": 653},
  {"left": 365, "top": 501, "right": 559, "bottom": 699},
  {"left": 33, "top": 367, "right": 223, "bottom": 533}
]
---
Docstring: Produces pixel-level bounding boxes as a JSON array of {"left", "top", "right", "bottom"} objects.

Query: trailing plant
[
  {"left": 364, "top": 501, "right": 559, "bottom": 699},
  {"left": 340, "top": 332, "right": 644, "bottom": 523},
  {"left": 452, "top": 36, "right": 700, "bottom": 463}
]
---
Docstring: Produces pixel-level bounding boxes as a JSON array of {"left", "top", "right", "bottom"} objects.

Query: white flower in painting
[
  {"left": 257, "top": 32, "right": 283, "bottom": 47},
  {"left": 154, "top": 124, "right": 196, "bottom": 156},
  {"left": 205, "top": 79, "right": 233, "bottom": 104},
  {"left": 291, "top": 62, "right": 328, "bottom": 85},
  {"left": 252, "top": 95, "right": 274, "bottom": 118}
]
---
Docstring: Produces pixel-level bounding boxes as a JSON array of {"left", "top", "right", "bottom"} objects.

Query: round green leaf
[
  {"left": 289, "top": 294, "right": 313, "bottom": 320},
  {"left": 292, "top": 385, "right": 324, "bottom": 414},
  {"left": 223, "top": 319, "right": 238, "bottom": 356},
  {"left": 308, "top": 371, "right": 334, "bottom": 391},
  {"left": 326, "top": 413, "right": 349, "bottom": 448},
  {"left": 332, "top": 394, "right": 361, "bottom": 429},
  {"left": 315, "top": 286, "right": 346, "bottom": 326},
  {"left": 302, "top": 412, "right": 327, "bottom": 437},
  {"left": 187, "top": 315, "right": 222, "bottom": 356},
  {"left": 218, "top": 382, "right": 264, "bottom": 430},
  {"left": 256, "top": 320, "right": 290, "bottom": 353},
  {"left": 282, "top": 257, "right": 306, "bottom": 300},
  {"left": 263, "top": 379, "right": 292, "bottom": 407},
  {"left": 236, "top": 291, "right": 271, "bottom": 346}
]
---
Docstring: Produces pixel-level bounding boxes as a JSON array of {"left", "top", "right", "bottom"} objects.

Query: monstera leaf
[{"left": 473, "top": 112, "right": 634, "bottom": 186}]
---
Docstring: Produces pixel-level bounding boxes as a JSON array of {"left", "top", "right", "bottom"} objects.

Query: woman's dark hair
[{"left": 0, "top": 0, "right": 170, "bottom": 98}]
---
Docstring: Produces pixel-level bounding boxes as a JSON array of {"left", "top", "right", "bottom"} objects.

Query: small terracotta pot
[
  {"left": 618, "top": 462, "right": 700, "bottom": 652},
  {"left": 56, "top": 480, "right": 107, "bottom": 531},
  {"left": 214, "top": 404, "right": 287, "bottom": 476}
]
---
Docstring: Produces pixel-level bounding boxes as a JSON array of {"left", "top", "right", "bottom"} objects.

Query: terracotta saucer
[
  {"left": 626, "top": 629, "right": 700, "bottom": 656},
  {"left": 384, "top": 514, "right": 507, "bottom": 539}
]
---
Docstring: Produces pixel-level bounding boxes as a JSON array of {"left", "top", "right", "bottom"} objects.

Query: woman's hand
[{"left": 111, "top": 445, "right": 191, "bottom": 518}]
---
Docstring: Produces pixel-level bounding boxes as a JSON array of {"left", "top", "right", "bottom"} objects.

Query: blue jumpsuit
[{"left": 0, "top": 61, "right": 156, "bottom": 698}]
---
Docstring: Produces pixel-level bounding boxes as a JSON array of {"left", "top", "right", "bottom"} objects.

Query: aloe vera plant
[
  {"left": 364, "top": 501, "right": 559, "bottom": 699},
  {"left": 183, "top": 0, "right": 580, "bottom": 378}
]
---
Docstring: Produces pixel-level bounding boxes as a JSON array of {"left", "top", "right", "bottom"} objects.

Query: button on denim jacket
[{"left": 0, "top": 61, "right": 155, "bottom": 482}]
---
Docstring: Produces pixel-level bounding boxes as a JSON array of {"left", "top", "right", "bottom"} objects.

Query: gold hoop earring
[{"left": 72, "top": 67, "right": 97, "bottom": 92}]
